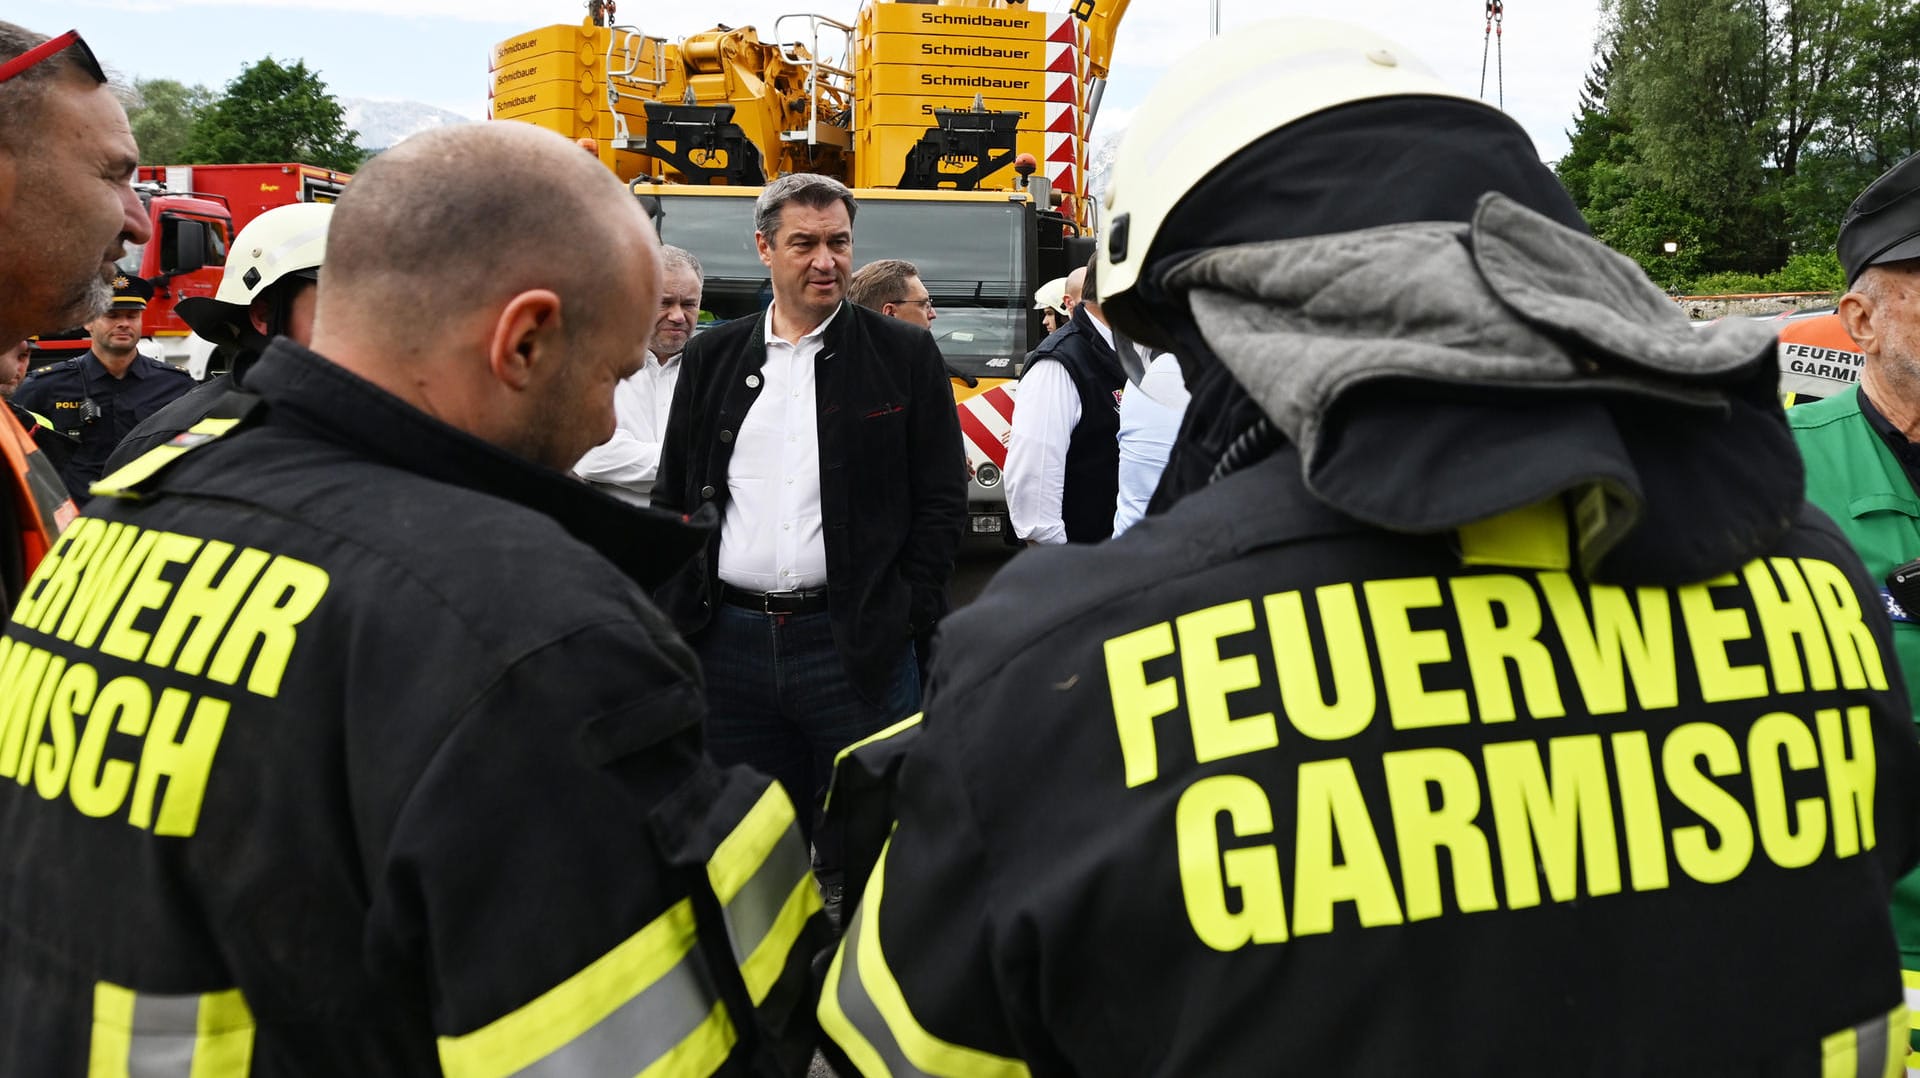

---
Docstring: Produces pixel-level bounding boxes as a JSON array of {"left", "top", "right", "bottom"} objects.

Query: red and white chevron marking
[
  {"left": 1041, "top": 13, "right": 1083, "bottom": 196},
  {"left": 956, "top": 383, "right": 1018, "bottom": 474}
]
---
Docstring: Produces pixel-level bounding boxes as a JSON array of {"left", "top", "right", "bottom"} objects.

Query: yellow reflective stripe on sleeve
[
  {"left": 635, "top": 1000, "right": 736, "bottom": 1078},
  {"left": 709, "top": 783, "right": 798, "bottom": 904},
  {"left": 708, "top": 781, "right": 823, "bottom": 1005},
  {"left": 739, "top": 873, "right": 823, "bottom": 1004},
  {"left": 819, "top": 937, "right": 889, "bottom": 1078},
  {"left": 819, "top": 842, "right": 1031, "bottom": 1078},
  {"left": 90, "top": 417, "right": 240, "bottom": 499},
  {"left": 1456, "top": 498, "right": 1570, "bottom": 571},
  {"left": 87, "top": 981, "right": 254, "bottom": 1078},
  {"left": 1824, "top": 1026, "right": 1855, "bottom": 1078},
  {"left": 826, "top": 712, "right": 924, "bottom": 812},
  {"left": 436, "top": 897, "right": 729, "bottom": 1078},
  {"left": 190, "top": 989, "right": 256, "bottom": 1078},
  {"left": 1904, "top": 971, "right": 1920, "bottom": 1076},
  {"left": 1887, "top": 1003, "right": 1909, "bottom": 1078},
  {"left": 87, "top": 982, "right": 135, "bottom": 1078},
  {"left": 833, "top": 713, "right": 924, "bottom": 776},
  {"left": 1821, "top": 1002, "right": 1908, "bottom": 1078}
]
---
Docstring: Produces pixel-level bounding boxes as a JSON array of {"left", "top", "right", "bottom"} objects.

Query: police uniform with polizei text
[
  {"left": 819, "top": 22, "right": 1920, "bottom": 1076},
  {"left": 0, "top": 340, "right": 826, "bottom": 1075},
  {"left": 9, "top": 276, "right": 192, "bottom": 501}
]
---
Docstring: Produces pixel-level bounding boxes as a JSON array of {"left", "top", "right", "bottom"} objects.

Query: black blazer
[{"left": 655, "top": 301, "right": 967, "bottom": 704}]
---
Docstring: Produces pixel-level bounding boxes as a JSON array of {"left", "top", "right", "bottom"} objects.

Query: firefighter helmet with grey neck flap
[{"left": 1095, "top": 17, "right": 1497, "bottom": 351}]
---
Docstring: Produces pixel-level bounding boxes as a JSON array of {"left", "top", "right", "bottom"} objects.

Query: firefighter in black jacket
[
  {"left": 102, "top": 201, "right": 332, "bottom": 476},
  {"left": 819, "top": 19, "right": 1920, "bottom": 1076},
  {"left": 0, "top": 123, "right": 824, "bottom": 1076}
]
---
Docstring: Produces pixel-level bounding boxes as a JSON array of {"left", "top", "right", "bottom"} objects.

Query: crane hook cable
[{"left": 1480, "top": 0, "right": 1505, "bottom": 109}]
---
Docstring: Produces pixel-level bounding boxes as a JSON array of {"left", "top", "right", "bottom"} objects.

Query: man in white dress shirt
[
  {"left": 574, "top": 245, "right": 702, "bottom": 504},
  {"left": 654, "top": 175, "right": 965, "bottom": 878},
  {"left": 1005, "top": 262, "right": 1126, "bottom": 545}
]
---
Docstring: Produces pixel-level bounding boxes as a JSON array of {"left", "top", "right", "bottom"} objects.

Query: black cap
[
  {"left": 1839, "top": 151, "right": 1920, "bottom": 285},
  {"left": 107, "top": 274, "right": 155, "bottom": 310}
]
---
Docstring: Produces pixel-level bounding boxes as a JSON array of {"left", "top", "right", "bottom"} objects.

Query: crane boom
[{"left": 1072, "top": 0, "right": 1132, "bottom": 81}]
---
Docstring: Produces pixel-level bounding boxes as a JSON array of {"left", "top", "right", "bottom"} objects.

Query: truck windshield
[{"left": 657, "top": 194, "right": 1029, "bottom": 379}]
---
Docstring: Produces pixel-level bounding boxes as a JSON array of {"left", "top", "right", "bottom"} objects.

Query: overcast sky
[{"left": 15, "top": 0, "right": 1603, "bottom": 162}]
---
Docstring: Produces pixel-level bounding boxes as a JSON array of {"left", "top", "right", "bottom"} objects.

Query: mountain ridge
[{"left": 342, "top": 98, "right": 474, "bottom": 150}]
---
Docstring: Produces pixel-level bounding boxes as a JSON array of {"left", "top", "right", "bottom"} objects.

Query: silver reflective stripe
[
  {"left": 1855, "top": 1012, "right": 1890, "bottom": 1078},
  {"left": 722, "top": 821, "right": 812, "bottom": 968},
  {"left": 128, "top": 993, "right": 200, "bottom": 1077},
  {"left": 1825, "top": 1003, "right": 1910, "bottom": 1078},
  {"left": 834, "top": 899, "right": 932, "bottom": 1078},
  {"left": 92, "top": 985, "right": 252, "bottom": 1078},
  {"left": 512, "top": 943, "right": 725, "bottom": 1078}
]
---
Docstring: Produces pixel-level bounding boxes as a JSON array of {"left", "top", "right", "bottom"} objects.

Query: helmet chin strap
[
  {"left": 1110, "top": 325, "right": 1149, "bottom": 388},
  {"left": 1110, "top": 324, "right": 1190, "bottom": 410}
]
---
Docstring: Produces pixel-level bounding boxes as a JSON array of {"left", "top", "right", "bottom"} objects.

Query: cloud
[
  {"left": 53, "top": 0, "right": 1599, "bottom": 164},
  {"left": 66, "top": 0, "right": 573, "bottom": 20}
]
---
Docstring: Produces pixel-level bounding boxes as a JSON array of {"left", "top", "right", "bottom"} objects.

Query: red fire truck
[
  {"left": 35, "top": 164, "right": 350, "bottom": 372},
  {"left": 136, "top": 164, "right": 350, "bottom": 371}
]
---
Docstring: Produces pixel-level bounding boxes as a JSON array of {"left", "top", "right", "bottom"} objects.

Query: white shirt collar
[
  {"left": 763, "top": 301, "right": 841, "bottom": 347},
  {"left": 1086, "top": 309, "right": 1116, "bottom": 351}
]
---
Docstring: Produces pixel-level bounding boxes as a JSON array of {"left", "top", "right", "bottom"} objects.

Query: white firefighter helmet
[
  {"left": 177, "top": 201, "right": 331, "bottom": 353},
  {"left": 1032, "top": 276, "right": 1070, "bottom": 316},
  {"left": 213, "top": 201, "right": 332, "bottom": 306},
  {"left": 1096, "top": 18, "right": 1486, "bottom": 322}
]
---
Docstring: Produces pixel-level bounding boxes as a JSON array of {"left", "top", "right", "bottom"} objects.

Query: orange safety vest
[{"left": 1, "top": 405, "right": 77, "bottom": 576}]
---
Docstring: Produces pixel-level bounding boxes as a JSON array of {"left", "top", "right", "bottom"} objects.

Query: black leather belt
[{"left": 721, "top": 583, "right": 830, "bottom": 615}]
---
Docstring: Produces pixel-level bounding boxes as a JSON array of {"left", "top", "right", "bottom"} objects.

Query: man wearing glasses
[
  {"left": 848, "top": 258, "right": 938, "bottom": 330},
  {"left": 0, "top": 22, "right": 139, "bottom": 609}
]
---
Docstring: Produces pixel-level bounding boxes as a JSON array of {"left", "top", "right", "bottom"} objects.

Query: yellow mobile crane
[{"left": 490, "top": 0, "right": 1129, "bottom": 540}]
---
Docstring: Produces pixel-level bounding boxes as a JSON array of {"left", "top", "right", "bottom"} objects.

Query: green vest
[{"left": 1791, "top": 386, "right": 1920, "bottom": 1057}]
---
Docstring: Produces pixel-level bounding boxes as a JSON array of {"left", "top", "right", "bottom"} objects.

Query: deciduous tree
[
  {"left": 124, "top": 78, "right": 213, "bottom": 165},
  {"left": 184, "top": 57, "right": 362, "bottom": 171},
  {"left": 1567, "top": 0, "right": 1920, "bottom": 289}
]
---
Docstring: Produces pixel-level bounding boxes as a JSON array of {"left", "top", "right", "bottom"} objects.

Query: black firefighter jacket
[
  {"left": 823, "top": 447, "right": 1920, "bottom": 1077},
  {"left": 0, "top": 341, "right": 827, "bottom": 1076},
  {"left": 820, "top": 194, "right": 1920, "bottom": 1075},
  {"left": 654, "top": 302, "right": 966, "bottom": 704}
]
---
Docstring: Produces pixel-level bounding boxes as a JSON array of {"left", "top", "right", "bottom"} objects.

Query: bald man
[{"left": 0, "top": 123, "right": 824, "bottom": 1076}]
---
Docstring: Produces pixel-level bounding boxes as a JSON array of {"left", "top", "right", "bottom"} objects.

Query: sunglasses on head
[{"left": 0, "top": 30, "right": 106, "bottom": 86}]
